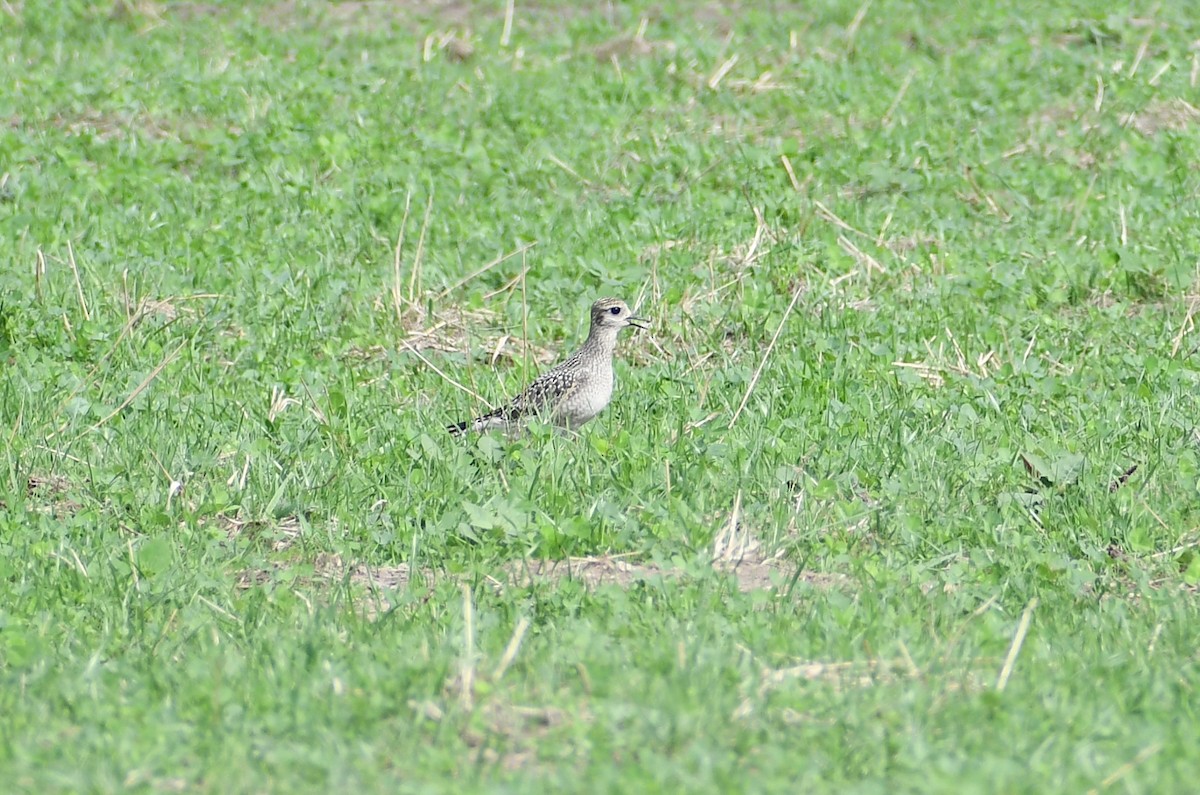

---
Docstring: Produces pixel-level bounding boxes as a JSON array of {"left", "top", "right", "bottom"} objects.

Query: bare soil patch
[
  {"left": 733, "top": 654, "right": 996, "bottom": 725},
  {"left": 410, "top": 686, "right": 584, "bottom": 774},
  {"left": 24, "top": 474, "right": 83, "bottom": 518},
  {"left": 590, "top": 33, "right": 677, "bottom": 63},
  {"left": 8, "top": 109, "right": 178, "bottom": 143},
  {"left": 501, "top": 554, "right": 669, "bottom": 589},
  {"left": 1124, "top": 98, "right": 1200, "bottom": 137},
  {"left": 220, "top": 512, "right": 306, "bottom": 552},
  {"left": 333, "top": 551, "right": 841, "bottom": 597},
  {"left": 233, "top": 510, "right": 845, "bottom": 615}
]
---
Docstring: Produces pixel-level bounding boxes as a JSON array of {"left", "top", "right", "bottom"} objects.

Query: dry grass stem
[
  {"left": 963, "top": 167, "right": 1011, "bottom": 221},
  {"left": 66, "top": 240, "right": 91, "bottom": 321},
  {"left": 482, "top": 263, "right": 530, "bottom": 301},
  {"left": 845, "top": 0, "right": 871, "bottom": 41},
  {"left": 6, "top": 402, "right": 21, "bottom": 451},
  {"left": 409, "top": 194, "right": 434, "bottom": 305},
  {"left": 1148, "top": 527, "right": 1200, "bottom": 559},
  {"left": 1127, "top": 31, "right": 1152, "bottom": 78},
  {"left": 84, "top": 340, "right": 186, "bottom": 435},
  {"left": 708, "top": 55, "right": 738, "bottom": 89},
  {"left": 400, "top": 340, "right": 493, "bottom": 408},
  {"left": 386, "top": 303, "right": 555, "bottom": 367},
  {"left": 882, "top": 69, "right": 914, "bottom": 126},
  {"left": 391, "top": 191, "right": 413, "bottom": 322},
  {"left": 814, "top": 200, "right": 872, "bottom": 241},
  {"left": 712, "top": 490, "right": 749, "bottom": 565},
  {"left": 728, "top": 279, "right": 805, "bottom": 429},
  {"left": 780, "top": 154, "right": 802, "bottom": 191},
  {"left": 891, "top": 327, "right": 998, "bottom": 386},
  {"left": 1169, "top": 295, "right": 1197, "bottom": 357},
  {"left": 1148, "top": 60, "right": 1171, "bottom": 86},
  {"left": 1086, "top": 742, "right": 1164, "bottom": 794},
  {"left": 460, "top": 583, "right": 476, "bottom": 709},
  {"left": 493, "top": 616, "right": 531, "bottom": 680},
  {"left": 49, "top": 291, "right": 217, "bottom": 438},
  {"left": 436, "top": 241, "right": 537, "bottom": 299},
  {"left": 34, "top": 248, "right": 46, "bottom": 303},
  {"left": 837, "top": 235, "right": 886, "bottom": 275},
  {"left": 874, "top": 211, "right": 893, "bottom": 247},
  {"left": 545, "top": 153, "right": 596, "bottom": 189},
  {"left": 520, "top": 251, "right": 530, "bottom": 385},
  {"left": 995, "top": 598, "right": 1037, "bottom": 691},
  {"left": 500, "top": 0, "right": 513, "bottom": 47}
]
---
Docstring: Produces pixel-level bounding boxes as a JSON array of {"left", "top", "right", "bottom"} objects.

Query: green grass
[{"left": 3, "top": 0, "right": 1200, "bottom": 791}]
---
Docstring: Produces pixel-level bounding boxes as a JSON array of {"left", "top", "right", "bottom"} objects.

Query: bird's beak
[{"left": 628, "top": 316, "right": 650, "bottom": 330}]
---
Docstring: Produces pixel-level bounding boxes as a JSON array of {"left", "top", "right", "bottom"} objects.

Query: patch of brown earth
[
  {"left": 26, "top": 474, "right": 83, "bottom": 518},
  {"left": 591, "top": 33, "right": 677, "bottom": 62},
  {"left": 733, "top": 655, "right": 996, "bottom": 724},
  {"left": 1124, "top": 98, "right": 1200, "bottom": 137}
]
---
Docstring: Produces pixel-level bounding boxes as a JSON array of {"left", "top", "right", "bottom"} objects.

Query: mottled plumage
[{"left": 448, "top": 298, "right": 648, "bottom": 435}]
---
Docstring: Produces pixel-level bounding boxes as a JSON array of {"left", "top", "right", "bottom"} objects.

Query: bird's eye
[{"left": 609, "top": 306, "right": 621, "bottom": 315}]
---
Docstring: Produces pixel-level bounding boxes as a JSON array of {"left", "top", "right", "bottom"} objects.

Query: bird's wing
[
  {"left": 510, "top": 364, "right": 579, "bottom": 419},
  {"left": 448, "top": 358, "right": 582, "bottom": 434}
]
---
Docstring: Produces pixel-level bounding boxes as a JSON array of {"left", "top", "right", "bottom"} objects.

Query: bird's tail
[{"left": 447, "top": 410, "right": 508, "bottom": 435}]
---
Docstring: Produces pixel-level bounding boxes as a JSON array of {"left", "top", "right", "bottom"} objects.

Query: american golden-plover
[{"left": 448, "top": 297, "right": 648, "bottom": 435}]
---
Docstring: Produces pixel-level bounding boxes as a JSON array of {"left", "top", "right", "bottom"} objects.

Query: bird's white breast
[{"left": 559, "top": 364, "right": 613, "bottom": 427}]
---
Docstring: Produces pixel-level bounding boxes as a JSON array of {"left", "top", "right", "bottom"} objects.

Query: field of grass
[{"left": 3, "top": 0, "right": 1200, "bottom": 791}]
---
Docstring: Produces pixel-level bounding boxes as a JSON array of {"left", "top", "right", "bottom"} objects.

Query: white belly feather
[{"left": 556, "top": 366, "right": 613, "bottom": 428}]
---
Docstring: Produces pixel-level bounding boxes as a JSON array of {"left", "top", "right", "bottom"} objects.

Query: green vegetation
[{"left": 3, "top": 0, "right": 1199, "bottom": 790}]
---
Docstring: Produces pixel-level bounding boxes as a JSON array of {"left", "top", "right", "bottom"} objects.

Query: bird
[{"left": 448, "top": 297, "right": 648, "bottom": 435}]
